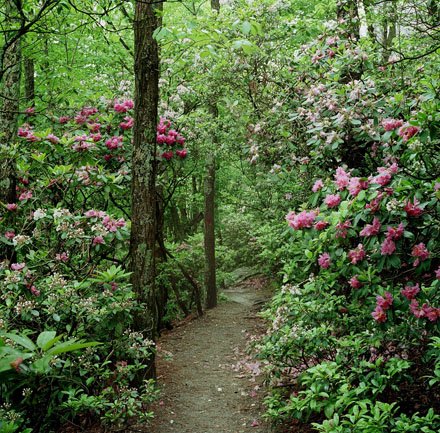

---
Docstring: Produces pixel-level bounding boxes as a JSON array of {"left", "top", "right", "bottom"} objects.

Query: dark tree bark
[
  {"left": 0, "top": 1, "right": 22, "bottom": 263},
  {"left": 24, "top": 57, "right": 35, "bottom": 105},
  {"left": 204, "top": 151, "right": 217, "bottom": 309},
  {"left": 337, "top": 0, "right": 360, "bottom": 40},
  {"left": 211, "top": 0, "right": 220, "bottom": 12},
  {"left": 129, "top": 0, "right": 161, "bottom": 373}
]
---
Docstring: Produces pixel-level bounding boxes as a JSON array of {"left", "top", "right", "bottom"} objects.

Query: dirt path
[{"left": 149, "top": 278, "right": 272, "bottom": 433}]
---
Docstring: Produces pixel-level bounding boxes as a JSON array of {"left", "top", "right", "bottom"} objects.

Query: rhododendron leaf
[
  {"left": 46, "top": 340, "right": 101, "bottom": 356},
  {"left": 2, "top": 333, "right": 36, "bottom": 351}
]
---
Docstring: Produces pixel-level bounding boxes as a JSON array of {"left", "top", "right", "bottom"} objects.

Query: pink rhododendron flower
[
  {"left": 25, "top": 106, "right": 35, "bottom": 115},
  {"left": 318, "top": 252, "right": 331, "bottom": 269},
  {"left": 6, "top": 203, "right": 18, "bottom": 211},
  {"left": 409, "top": 299, "right": 424, "bottom": 318},
  {"left": 120, "top": 116, "right": 134, "bottom": 130},
  {"left": 105, "top": 136, "right": 123, "bottom": 150},
  {"left": 4, "top": 231, "right": 15, "bottom": 240},
  {"left": 162, "top": 150, "right": 174, "bottom": 160},
  {"left": 91, "top": 133, "right": 102, "bottom": 142},
  {"left": 19, "top": 191, "right": 32, "bottom": 201},
  {"left": 11, "top": 263, "right": 25, "bottom": 271},
  {"left": 360, "top": 217, "right": 381, "bottom": 237},
  {"left": 336, "top": 220, "right": 351, "bottom": 239},
  {"left": 422, "top": 305, "right": 440, "bottom": 322},
  {"left": 55, "top": 252, "right": 69, "bottom": 262},
  {"left": 349, "top": 276, "right": 363, "bottom": 289},
  {"left": 371, "top": 167, "right": 392, "bottom": 187},
  {"left": 80, "top": 107, "right": 98, "bottom": 117},
  {"left": 102, "top": 216, "right": 125, "bottom": 232},
  {"left": 404, "top": 198, "right": 423, "bottom": 217},
  {"left": 74, "top": 114, "right": 87, "bottom": 125},
  {"left": 401, "top": 283, "right": 420, "bottom": 300},
  {"left": 412, "top": 242, "right": 429, "bottom": 266},
  {"left": 286, "top": 210, "right": 317, "bottom": 230},
  {"left": 334, "top": 167, "right": 350, "bottom": 190},
  {"left": 377, "top": 292, "right": 393, "bottom": 310},
  {"left": 114, "top": 99, "right": 134, "bottom": 113},
  {"left": 347, "top": 177, "right": 368, "bottom": 197},
  {"left": 46, "top": 133, "right": 60, "bottom": 144},
  {"left": 176, "top": 134, "right": 186, "bottom": 145},
  {"left": 324, "top": 194, "right": 341, "bottom": 208},
  {"left": 435, "top": 183, "right": 440, "bottom": 192},
  {"left": 398, "top": 125, "right": 420, "bottom": 142},
  {"left": 156, "top": 134, "right": 167, "bottom": 144},
  {"left": 30, "top": 285, "right": 40, "bottom": 296},
  {"left": 314, "top": 220, "right": 329, "bottom": 230},
  {"left": 380, "top": 238, "right": 396, "bottom": 256},
  {"left": 366, "top": 193, "right": 383, "bottom": 213},
  {"left": 312, "top": 179, "right": 324, "bottom": 192},
  {"left": 382, "top": 118, "right": 403, "bottom": 131},
  {"left": 386, "top": 223, "right": 404, "bottom": 240},
  {"left": 176, "top": 149, "right": 188, "bottom": 159},
  {"left": 93, "top": 235, "right": 105, "bottom": 245},
  {"left": 89, "top": 123, "right": 101, "bottom": 133},
  {"left": 348, "top": 244, "right": 366, "bottom": 264},
  {"left": 18, "top": 127, "right": 30, "bottom": 138},
  {"left": 372, "top": 306, "right": 387, "bottom": 323},
  {"left": 436, "top": 266, "right": 440, "bottom": 280},
  {"left": 59, "top": 116, "right": 70, "bottom": 124}
]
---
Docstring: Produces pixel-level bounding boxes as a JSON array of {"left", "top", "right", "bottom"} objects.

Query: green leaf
[
  {"left": 36, "top": 331, "right": 57, "bottom": 350},
  {"left": 46, "top": 340, "right": 101, "bottom": 356},
  {"left": 1, "top": 332, "right": 36, "bottom": 351},
  {"left": 241, "top": 21, "right": 252, "bottom": 35}
]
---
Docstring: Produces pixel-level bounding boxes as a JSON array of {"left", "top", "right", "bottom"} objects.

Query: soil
[{"left": 148, "top": 277, "right": 273, "bottom": 433}]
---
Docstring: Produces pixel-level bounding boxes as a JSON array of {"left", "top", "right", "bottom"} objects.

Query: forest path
[{"left": 149, "top": 277, "right": 272, "bottom": 433}]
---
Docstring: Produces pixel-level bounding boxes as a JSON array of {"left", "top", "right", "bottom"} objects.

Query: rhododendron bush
[
  {"left": 258, "top": 23, "right": 440, "bottom": 433},
  {"left": 0, "top": 100, "right": 188, "bottom": 430}
]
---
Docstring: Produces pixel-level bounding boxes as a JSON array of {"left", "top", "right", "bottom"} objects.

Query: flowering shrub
[
  {"left": 0, "top": 100, "right": 190, "bottom": 431},
  {"left": 258, "top": 21, "right": 440, "bottom": 432}
]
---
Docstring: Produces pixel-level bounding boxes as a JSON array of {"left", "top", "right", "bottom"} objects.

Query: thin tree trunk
[
  {"left": 129, "top": 0, "right": 161, "bottom": 376},
  {"left": 211, "top": 0, "right": 220, "bottom": 12},
  {"left": 337, "top": 0, "right": 360, "bottom": 40},
  {"left": 24, "top": 57, "right": 35, "bottom": 106},
  {"left": 0, "top": 1, "right": 22, "bottom": 262},
  {"left": 204, "top": 151, "right": 217, "bottom": 309}
]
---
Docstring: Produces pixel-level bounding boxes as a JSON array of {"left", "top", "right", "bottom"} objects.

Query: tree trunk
[
  {"left": 204, "top": 152, "right": 217, "bottom": 309},
  {"left": 24, "top": 57, "right": 35, "bottom": 106},
  {"left": 337, "top": 0, "right": 360, "bottom": 40},
  {"left": 129, "top": 0, "right": 161, "bottom": 375},
  {"left": 0, "top": 1, "right": 22, "bottom": 263},
  {"left": 211, "top": 0, "right": 220, "bottom": 12}
]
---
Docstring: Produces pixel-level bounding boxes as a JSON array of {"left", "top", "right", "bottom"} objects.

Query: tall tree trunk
[
  {"left": 0, "top": 1, "right": 22, "bottom": 262},
  {"left": 24, "top": 57, "right": 35, "bottom": 106},
  {"left": 337, "top": 0, "right": 360, "bottom": 40},
  {"left": 129, "top": 0, "right": 161, "bottom": 375},
  {"left": 204, "top": 151, "right": 217, "bottom": 309}
]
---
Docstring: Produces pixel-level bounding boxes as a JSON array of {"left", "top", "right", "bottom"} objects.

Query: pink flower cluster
[
  {"left": 119, "top": 116, "right": 134, "bottom": 130},
  {"left": 335, "top": 220, "right": 351, "bottom": 239},
  {"left": 372, "top": 292, "right": 393, "bottom": 323},
  {"left": 324, "top": 193, "right": 341, "bottom": 208},
  {"left": 114, "top": 99, "right": 134, "bottom": 113},
  {"left": 401, "top": 283, "right": 420, "bottom": 300},
  {"left": 318, "top": 252, "right": 331, "bottom": 269},
  {"left": 382, "top": 118, "right": 403, "bottom": 131},
  {"left": 156, "top": 118, "right": 188, "bottom": 160},
  {"left": 380, "top": 222, "right": 404, "bottom": 256},
  {"left": 348, "top": 244, "right": 366, "bottom": 264},
  {"left": 410, "top": 300, "right": 439, "bottom": 322},
  {"left": 411, "top": 242, "right": 429, "bottom": 267},
  {"left": 312, "top": 179, "right": 324, "bottom": 192},
  {"left": 404, "top": 198, "right": 423, "bottom": 217},
  {"left": 349, "top": 275, "right": 362, "bottom": 289},
  {"left": 360, "top": 217, "right": 381, "bottom": 237},
  {"left": 286, "top": 210, "right": 317, "bottom": 230},
  {"left": 84, "top": 209, "right": 126, "bottom": 235},
  {"left": 105, "top": 136, "right": 123, "bottom": 150},
  {"left": 398, "top": 125, "right": 420, "bottom": 142}
]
